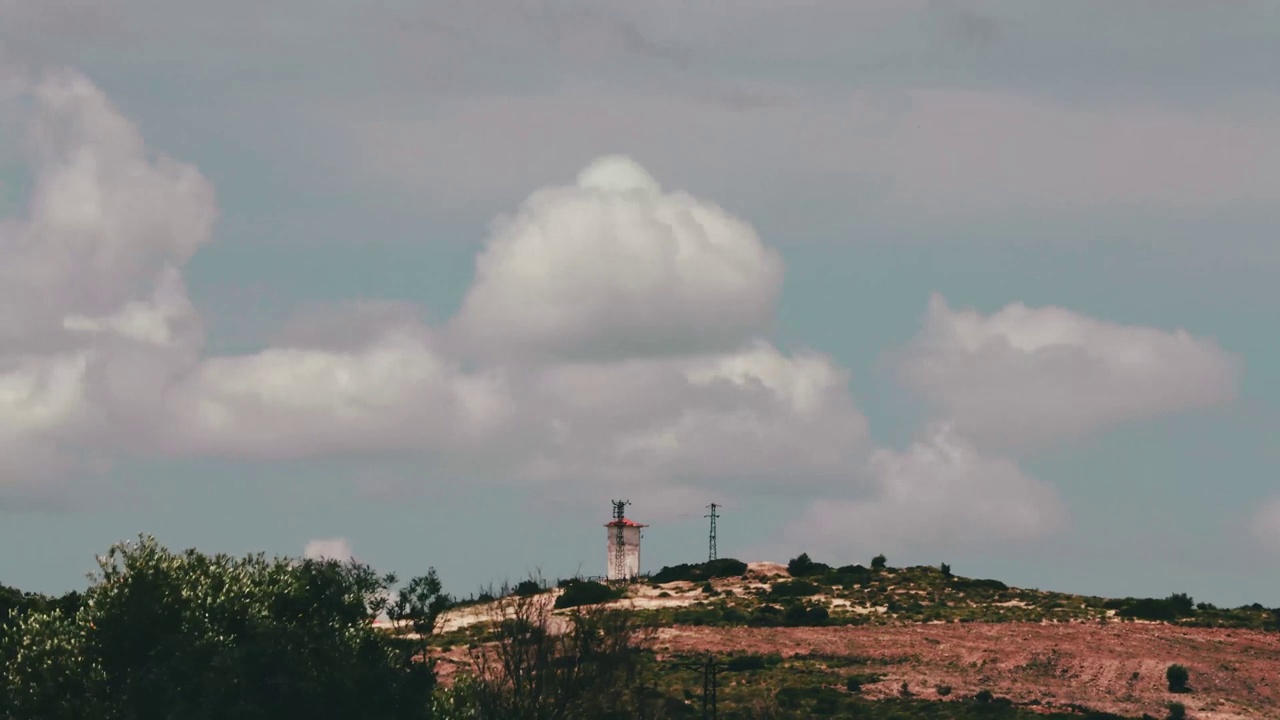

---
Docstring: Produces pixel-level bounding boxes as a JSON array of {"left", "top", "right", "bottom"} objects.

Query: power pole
[
  {"left": 704, "top": 503, "right": 719, "bottom": 562},
  {"left": 675, "top": 654, "right": 726, "bottom": 719}
]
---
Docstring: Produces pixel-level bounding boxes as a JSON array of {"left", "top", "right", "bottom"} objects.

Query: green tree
[
  {"left": 1, "top": 534, "right": 448, "bottom": 720},
  {"left": 870, "top": 554, "right": 887, "bottom": 570}
]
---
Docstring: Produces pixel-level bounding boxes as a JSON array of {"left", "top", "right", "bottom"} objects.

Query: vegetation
[
  {"left": 553, "top": 580, "right": 622, "bottom": 609},
  {"left": 2, "top": 542, "right": 1265, "bottom": 719},
  {"left": 1166, "top": 664, "right": 1190, "bottom": 693},
  {"left": 650, "top": 558, "right": 748, "bottom": 584},
  {"left": 0, "top": 534, "right": 445, "bottom": 720}
]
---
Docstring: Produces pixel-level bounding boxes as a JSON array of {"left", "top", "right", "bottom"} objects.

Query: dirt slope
[{"left": 654, "top": 622, "right": 1280, "bottom": 719}]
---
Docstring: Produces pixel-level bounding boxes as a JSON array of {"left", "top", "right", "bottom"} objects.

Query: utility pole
[
  {"left": 704, "top": 503, "right": 719, "bottom": 562},
  {"left": 674, "top": 653, "right": 726, "bottom": 719}
]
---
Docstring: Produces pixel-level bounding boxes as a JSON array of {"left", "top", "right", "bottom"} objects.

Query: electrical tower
[
  {"left": 611, "top": 499, "right": 630, "bottom": 581},
  {"left": 704, "top": 503, "right": 719, "bottom": 562},
  {"left": 674, "top": 653, "right": 727, "bottom": 719}
]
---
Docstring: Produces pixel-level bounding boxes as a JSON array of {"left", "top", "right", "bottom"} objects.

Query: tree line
[{"left": 0, "top": 535, "right": 660, "bottom": 720}]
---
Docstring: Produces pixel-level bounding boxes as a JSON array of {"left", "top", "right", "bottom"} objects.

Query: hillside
[{"left": 421, "top": 558, "right": 1280, "bottom": 719}]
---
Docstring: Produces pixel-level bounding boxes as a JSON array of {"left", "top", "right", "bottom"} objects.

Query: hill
[{"left": 420, "top": 557, "right": 1280, "bottom": 719}]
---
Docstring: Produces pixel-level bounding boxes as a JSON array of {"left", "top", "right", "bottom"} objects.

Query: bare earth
[{"left": 652, "top": 622, "right": 1280, "bottom": 719}]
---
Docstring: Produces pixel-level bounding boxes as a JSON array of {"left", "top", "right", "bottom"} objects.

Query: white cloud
[
  {"left": 514, "top": 341, "right": 869, "bottom": 489},
  {"left": 451, "top": 154, "right": 784, "bottom": 361},
  {"left": 303, "top": 537, "right": 355, "bottom": 562},
  {"left": 783, "top": 425, "right": 1066, "bottom": 556},
  {"left": 1249, "top": 497, "right": 1280, "bottom": 556},
  {"left": 0, "top": 68, "right": 214, "bottom": 486},
  {"left": 170, "top": 319, "right": 512, "bottom": 460},
  {"left": 896, "top": 294, "right": 1240, "bottom": 451}
]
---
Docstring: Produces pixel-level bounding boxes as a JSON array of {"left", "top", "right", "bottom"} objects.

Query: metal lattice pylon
[{"left": 611, "top": 499, "right": 630, "bottom": 580}]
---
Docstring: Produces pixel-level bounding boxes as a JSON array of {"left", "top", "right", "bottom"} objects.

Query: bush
[
  {"left": 952, "top": 578, "right": 1008, "bottom": 593},
  {"left": 749, "top": 604, "right": 784, "bottom": 627},
  {"left": 513, "top": 579, "right": 544, "bottom": 596},
  {"left": 940, "top": 562, "right": 952, "bottom": 578},
  {"left": 974, "top": 689, "right": 994, "bottom": 703},
  {"left": 870, "top": 554, "right": 887, "bottom": 570},
  {"left": 768, "top": 579, "right": 821, "bottom": 599},
  {"left": 831, "top": 565, "right": 873, "bottom": 587},
  {"left": 650, "top": 558, "right": 748, "bottom": 584},
  {"left": 1166, "top": 663, "right": 1189, "bottom": 693},
  {"left": 725, "top": 653, "right": 781, "bottom": 672},
  {"left": 787, "top": 553, "right": 831, "bottom": 578},
  {"left": 554, "top": 581, "right": 620, "bottom": 609},
  {"left": 1167, "top": 701, "right": 1187, "bottom": 720},
  {"left": 936, "top": 684, "right": 952, "bottom": 696},
  {"left": 845, "top": 677, "right": 862, "bottom": 693}
]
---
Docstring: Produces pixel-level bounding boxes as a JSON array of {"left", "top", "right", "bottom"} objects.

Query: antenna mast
[
  {"left": 611, "top": 499, "right": 630, "bottom": 580},
  {"left": 704, "top": 503, "right": 719, "bottom": 562}
]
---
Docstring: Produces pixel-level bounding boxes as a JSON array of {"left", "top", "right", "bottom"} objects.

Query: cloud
[
  {"left": 0, "top": 73, "right": 863, "bottom": 503},
  {"left": 896, "top": 294, "right": 1239, "bottom": 451},
  {"left": 1249, "top": 497, "right": 1280, "bottom": 556},
  {"left": 452, "top": 154, "right": 783, "bottom": 362},
  {"left": 512, "top": 341, "right": 869, "bottom": 490},
  {"left": 783, "top": 425, "right": 1066, "bottom": 556},
  {"left": 0, "top": 68, "right": 214, "bottom": 487},
  {"left": 303, "top": 537, "right": 355, "bottom": 562},
  {"left": 170, "top": 319, "right": 512, "bottom": 460}
]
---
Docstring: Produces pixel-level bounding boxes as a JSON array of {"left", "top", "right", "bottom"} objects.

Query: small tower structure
[{"left": 605, "top": 500, "right": 646, "bottom": 581}]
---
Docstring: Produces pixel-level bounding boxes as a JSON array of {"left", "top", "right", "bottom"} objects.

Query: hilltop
[{"left": 420, "top": 556, "right": 1280, "bottom": 719}]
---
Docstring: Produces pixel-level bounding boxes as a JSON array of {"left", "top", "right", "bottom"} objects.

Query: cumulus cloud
[
  {"left": 0, "top": 68, "right": 214, "bottom": 488},
  {"left": 170, "top": 319, "right": 512, "bottom": 460},
  {"left": 0, "top": 74, "right": 863, "bottom": 502},
  {"left": 303, "top": 537, "right": 355, "bottom": 562},
  {"left": 452, "top": 154, "right": 784, "bottom": 362},
  {"left": 1249, "top": 497, "right": 1280, "bottom": 556},
  {"left": 896, "top": 294, "right": 1240, "bottom": 451},
  {"left": 783, "top": 425, "right": 1066, "bottom": 555},
  {"left": 514, "top": 341, "right": 869, "bottom": 489}
]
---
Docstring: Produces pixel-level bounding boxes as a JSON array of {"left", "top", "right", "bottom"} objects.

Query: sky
[{"left": 1, "top": 0, "right": 1278, "bottom": 607}]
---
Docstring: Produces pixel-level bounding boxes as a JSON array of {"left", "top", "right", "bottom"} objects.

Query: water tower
[{"left": 604, "top": 500, "right": 646, "bottom": 581}]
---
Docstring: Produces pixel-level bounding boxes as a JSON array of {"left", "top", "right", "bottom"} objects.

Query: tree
[
  {"left": 1166, "top": 663, "right": 1190, "bottom": 693},
  {"left": 871, "top": 554, "right": 887, "bottom": 570},
  {"left": 940, "top": 563, "right": 952, "bottom": 578},
  {"left": 1, "top": 534, "right": 448, "bottom": 720}
]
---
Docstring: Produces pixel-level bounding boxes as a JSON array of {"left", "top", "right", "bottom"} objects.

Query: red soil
[{"left": 653, "top": 622, "right": 1280, "bottom": 719}]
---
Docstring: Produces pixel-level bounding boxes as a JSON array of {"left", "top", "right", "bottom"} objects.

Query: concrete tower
[{"left": 605, "top": 500, "right": 647, "bottom": 581}]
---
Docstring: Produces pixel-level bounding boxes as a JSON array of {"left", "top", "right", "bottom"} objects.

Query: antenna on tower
[
  {"left": 611, "top": 500, "right": 630, "bottom": 581},
  {"left": 704, "top": 503, "right": 719, "bottom": 562}
]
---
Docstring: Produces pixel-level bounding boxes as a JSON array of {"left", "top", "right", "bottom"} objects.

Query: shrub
[
  {"left": 553, "top": 581, "right": 620, "bottom": 609},
  {"left": 936, "top": 684, "right": 952, "bottom": 696},
  {"left": 952, "top": 578, "right": 1008, "bottom": 593},
  {"left": 1167, "top": 701, "right": 1187, "bottom": 720},
  {"left": 845, "top": 677, "right": 862, "bottom": 693},
  {"left": 725, "top": 653, "right": 781, "bottom": 672},
  {"left": 650, "top": 558, "right": 748, "bottom": 584},
  {"left": 513, "top": 579, "right": 544, "bottom": 596},
  {"left": 1166, "top": 663, "right": 1189, "bottom": 693},
  {"left": 974, "top": 689, "right": 994, "bottom": 703},
  {"left": 749, "top": 604, "right": 784, "bottom": 627},
  {"left": 940, "top": 562, "right": 952, "bottom": 578},
  {"left": 787, "top": 553, "right": 831, "bottom": 578},
  {"left": 831, "top": 565, "right": 873, "bottom": 587},
  {"left": 870, "top": 554, "right": 887, "bottom": 570},
  {"left": 769, "top": 579, "right": 821, "bottom": 599}
]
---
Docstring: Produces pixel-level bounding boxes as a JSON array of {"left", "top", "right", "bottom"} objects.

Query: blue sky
[{"left": 1, "top": 1, "right": 1278, "bottom": 607}]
